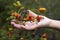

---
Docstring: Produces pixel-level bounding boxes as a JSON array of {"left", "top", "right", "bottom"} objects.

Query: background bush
[{"left": 0, "top": 0, "right": 60, "bottom": 40}]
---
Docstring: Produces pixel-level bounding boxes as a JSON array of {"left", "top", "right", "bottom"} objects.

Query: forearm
[{"left": 49, "top": 20, "right": 60, "bottom": 29}]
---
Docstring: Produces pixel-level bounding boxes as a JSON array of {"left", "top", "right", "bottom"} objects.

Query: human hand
[
  {"left": 19, "top": 15, "right": 52, "bottom": 30},
  {"left": 11, "top": 10, "right": 52, "bottom": 30},
  {"left": 11, "top": 19, "right": 16, "bottom": 25},
  {"left": 19, "top": 10, "right": 52, "bottom": 30}
]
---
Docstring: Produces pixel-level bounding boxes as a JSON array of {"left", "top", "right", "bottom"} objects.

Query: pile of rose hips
[
  {"left": 11, "top": 7, "right": 46, "bottom": 25},
  {"left": 11, "top": 11, "right": 43, "bottom": 22},
  {"left": 11, "top": 7, "right": 46, "bottom": 22},
  {"left": 11, "top": 12, "right": 21, "bottom": 20}
]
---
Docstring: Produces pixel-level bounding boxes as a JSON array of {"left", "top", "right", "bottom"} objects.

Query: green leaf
[
  {"left": 16, "top": 1, "right": 22, "bottom": 6},
  {"left": 20, "top": 7, "right": 24, "bottom": 9}
]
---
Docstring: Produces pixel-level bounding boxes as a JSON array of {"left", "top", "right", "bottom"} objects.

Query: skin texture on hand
[
  {"left": 27, "top": 10, "right": 60, "bottom": 29},
  {"left": 20, "top": 16, "right": 51, "bottom": 30},
  {"left": 11, "top": 16, "right": 51, "bottom": 30},
  {"left": 11, "top": 10, "right": 60, "bottom": 30},
  {"left": 37, "top": 16, "right": 51, "bottom": 27}
]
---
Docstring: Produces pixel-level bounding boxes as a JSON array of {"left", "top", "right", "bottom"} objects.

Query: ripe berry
[
  {"left": 26, "top": 15, "right": 34, "bottom": 21},
  {"left": 39, "top": 8, "right": 46, "bottom": 12},
  {"left": 42, "top": 33, "right": 47, "bottom": 38},
  {"left": 36, "top": 16, "right": 43, "bottom": 20}
]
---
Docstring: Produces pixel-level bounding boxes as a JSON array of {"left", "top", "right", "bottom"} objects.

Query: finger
[
  {"left": 13, "top": 24, "right": 25, "bottom": 29},
  {"left": 21, "top": 23, "right": 38, "bottom": 30},
  {"left": 27, "top": 10, "right": 38, "bottom": 18},
  {"left": 11, "top": 22, "right": 15, "bottom": 25},
  {"left": 11, "top": 19, "right": 16, "bottom": 22}
]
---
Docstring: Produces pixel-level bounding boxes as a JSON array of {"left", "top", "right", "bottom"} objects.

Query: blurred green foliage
[{"left": 0, "top": 0, "right": 60, "bottom": 40}]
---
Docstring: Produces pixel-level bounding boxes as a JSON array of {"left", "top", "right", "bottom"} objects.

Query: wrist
[
  {"left": 48, "top": 19, "right": 60, "bottom": 28},
  {"left": 48, "top": 19, "right": 53, "bottom": 27}
]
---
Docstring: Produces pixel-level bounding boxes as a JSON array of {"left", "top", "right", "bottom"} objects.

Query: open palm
[{"left": 11, "top": 10, "right": 51, "bottom": 30}]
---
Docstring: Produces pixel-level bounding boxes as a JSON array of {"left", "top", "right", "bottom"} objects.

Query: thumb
[{"left": 27, "top": 10, "right": 38, "bottom": 18}]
